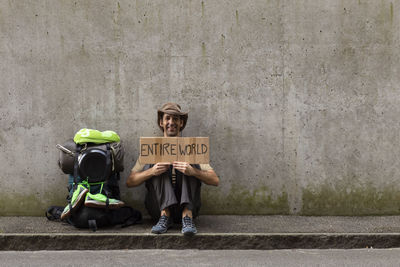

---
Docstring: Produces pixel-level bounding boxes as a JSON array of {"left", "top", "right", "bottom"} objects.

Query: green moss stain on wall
[
  {"left": 201, "top": 184, "right": 290, "bottom": 215},
  {"left": 0, "top": 192, "right": 65, "bottom": 216},
  {"left": 0, "top": 190, "right": 145, "bottom": 216},
  {"left": 302, "top": 182, "right": 400, "bottom": 215},
  {"left": 4, "top": 182, "right": 400, "bottom": 216}
]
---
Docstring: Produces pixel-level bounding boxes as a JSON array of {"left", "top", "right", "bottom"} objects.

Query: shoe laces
[
  {"left": 157, "top": 215, "right": 170, "bottom": 227},
  {"left": 182, "top": 216, "right": 194, "bottom": 228}
]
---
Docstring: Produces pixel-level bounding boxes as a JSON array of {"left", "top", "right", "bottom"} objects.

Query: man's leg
[
  {"left": 177, "top": 175, "right": 201, "bottom": 235},
  {"left": 179, "top": 175, "right": 202, "bottom": 217},
  {"left": 145, "top": 174, "right": 177, "bottom": 234}
]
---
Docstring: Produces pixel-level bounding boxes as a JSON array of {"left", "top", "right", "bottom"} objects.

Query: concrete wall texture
[{"left": 1, "top": 0, "right": 400, "bottom": 216}]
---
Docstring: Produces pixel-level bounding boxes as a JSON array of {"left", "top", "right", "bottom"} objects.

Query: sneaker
[
  {"left": 84, "top": 193, "right": 125, "bottom": 209},
  {"left": 151, "top": 215, "right": 173, "bottom": 234},
  {"left": 60, "top": 184, "right": 88, "bottom": 220},
  {"left": 181, "top": 215, "right": 197, "bottom": 236}
]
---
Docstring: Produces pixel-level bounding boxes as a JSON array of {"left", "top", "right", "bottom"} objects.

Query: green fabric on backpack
[{"left": 73, "top": 128, "right": 120, "bottom": 144}]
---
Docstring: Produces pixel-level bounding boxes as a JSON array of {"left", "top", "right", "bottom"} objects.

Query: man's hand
[
  {"left": 127, "top": 162, "right": 171, "bottom": 187},
  {"left": 151, "top": 162, "right": 170, "bottom": 176},
  {"left": 172, "top": 161, "right": 195, "bottom": 176}
]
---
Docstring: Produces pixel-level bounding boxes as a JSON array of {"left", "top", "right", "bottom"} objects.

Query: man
[{"left": 126, "top": 103, "right": 219, "bottom": 236}]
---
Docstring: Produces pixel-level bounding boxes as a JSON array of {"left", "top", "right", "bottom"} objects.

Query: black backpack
[{"left": 47, "top": 138, "right": 142, "bottom": 231}]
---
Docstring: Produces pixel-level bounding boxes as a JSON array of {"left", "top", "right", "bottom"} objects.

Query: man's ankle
[
  {"left": 182, "top": 208, "right": 192, "bottom": 218},
  {"left": 161, "top": 208, "right": 170, "bottom": 217}
]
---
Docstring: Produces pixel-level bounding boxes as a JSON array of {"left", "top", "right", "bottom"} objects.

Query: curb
[{"left": 2, "top": 233, "right": 400, "bottom": 250}]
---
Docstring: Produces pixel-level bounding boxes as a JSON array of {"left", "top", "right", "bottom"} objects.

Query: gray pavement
[
  {"left": 2, "top": 249, "right": 400, "bottom": 267},
  {"left": 1, "top": 216, "right": 400, "bottom": 250}
]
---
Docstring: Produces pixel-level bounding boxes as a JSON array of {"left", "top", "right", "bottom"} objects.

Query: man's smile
[{"left": 167, "top": 125, "right": 177, "bottom": 131}]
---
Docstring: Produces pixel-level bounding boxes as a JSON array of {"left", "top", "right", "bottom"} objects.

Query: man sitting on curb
[{"left": 126, "top": 103, "right": 219, "bottom": 236}]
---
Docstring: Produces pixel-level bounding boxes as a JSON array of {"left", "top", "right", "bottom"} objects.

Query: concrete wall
[{"left": 1, "top": 0, "right": 400, "bottom": 216}]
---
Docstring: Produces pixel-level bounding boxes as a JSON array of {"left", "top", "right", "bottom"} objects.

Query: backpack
[{"left": 48, "top": 129, "right": 141, "bottom": 230}]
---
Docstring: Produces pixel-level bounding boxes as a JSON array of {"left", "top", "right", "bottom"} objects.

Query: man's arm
[
  {"left": 172, "top": 162, "right": 219, "bottom": 186},
  {"left": 126, "top": 162, "right": 170, "bottom": 187}
]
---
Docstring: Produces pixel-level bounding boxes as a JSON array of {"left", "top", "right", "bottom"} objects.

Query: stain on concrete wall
[
  {"left": 0, "top": 0, "right": 399, "bottom": 215},
  {"left": 302, "top": 181, "right": 400, "bottom": 215}
]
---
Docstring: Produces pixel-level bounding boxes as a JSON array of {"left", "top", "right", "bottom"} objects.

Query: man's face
[{"left": 160, "top": 113, "right": 183, "bottom": 137}]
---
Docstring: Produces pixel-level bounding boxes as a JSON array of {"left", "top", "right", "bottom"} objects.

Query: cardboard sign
[{"left": 139, "top": 137, "right": 209, "bottom": 164}]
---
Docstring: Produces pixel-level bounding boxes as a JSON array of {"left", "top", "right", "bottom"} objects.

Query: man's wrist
[{"left": 191, "top": 167, "right": 203, "bottom": 178}]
